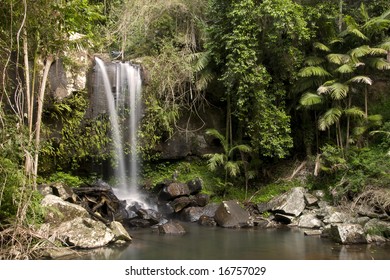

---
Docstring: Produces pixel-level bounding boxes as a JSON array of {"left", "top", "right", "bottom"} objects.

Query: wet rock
[
  {"left": 110, "top": 221, "right": 132, "bottom": 243},
  {"left": 214, "top": 200, "right": 251, "bottom": 228},
  {"left": 329, "top": 224, "right": 367, "bottom": 244},
  {"left": 298, "top": 213, "right": 323, "bottom": 229},
  {"left": 269, "top": 187, "right": 306, "bottom": 217},
  {"left": 304, "top": 230, "right": 322, "bottom": 236},
  {"left": 198, "top": 215, "right": 217, "bottom": 226},
  {"left": 180, "top": 207, "right": 205, "bottom": 222},
  {"left": 274, "top": 213, "right": 296, "bottom": 224},
  {"left": 55, "top": 217, "right": 115, "bottom": 248},
  {"left": 159, "top": 182, "right": 190, "bottom": 200},
  {"left": 192, "top": 193, "right": 210, "bottom": 207},
  {"left": 158, "top": 221, "right": 186, "bottom": 234},
  {"left": 136, "top": 208, "right": 162, "bottom": 225},
  {"left": 170, "top": 196, "right": 193, "bottom": 212},
  {"left": 125, "top": 219, "right": 154, "bottom": 228},
  {"left": 252, "top": 216, "right": 275, "bottom": 228},
  {"left": 187, "top": 178, "right": 203, "bottom": 194},
  {"left": 41, "top": 194, "right": 89, "bottom": 225}
]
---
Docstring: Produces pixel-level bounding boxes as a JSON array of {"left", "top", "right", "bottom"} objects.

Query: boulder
[
  {"left": 363, "top": 219, "right": 390, "bottom": 239},
  {"left": 55, "top": 217, "right": 115, "bottom": 248},
  {"left": 269, "top": 187, "right": 306, "bottom": 217},
  {"left": 110, "top": 221, "right": 132, "bottom": 242},
  {"left": 41, "top": 194, "right": 89, "bottom": 225},
  {"left": 180, "top": 207, "right": 205, "bottom": 222},
  {"left": 158, "top": 221, "right": 186, "bottom": 234},
  {"left": 329, "top": 224, "right": 367, "bottom": 244},
  {"left": 324, "top": 211, "right": 353, "bottom": 224},
  {"left": 298, "top": 213, "right": 323, "bottom": 229},
  {"left": 187, "top": 178, "right": 203, "bottom": 194},
  {"left": 304, "top": 192, "right": 319, "bottom": 206},
  {"left": 214, "top": 200, "right": 251, "bottom": 228},
  {"left": 192, "top": 193, "right": 210, "bottom": 207},
  {"left": 198, "top": 215, "right": 217, "bottom": 226},
  {"left": 170, "top": 196, "right": 193, "bottom": 212},
  {"left": 159, "top": 182, "right": 191, "bottom": 200},
  {"left": 38, "top": 183, "right": 77, "bottom": 203}
]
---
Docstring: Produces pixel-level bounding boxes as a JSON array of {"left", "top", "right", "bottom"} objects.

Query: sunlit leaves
[
  {"left": 318, "top": 107, "right": 343, "bottom": 131},
  {"left": 299, "top": 92, "right": 323, "bottom": 107},
  {"left": 298, "top": 66, "right": 331, "bottom": 78}
]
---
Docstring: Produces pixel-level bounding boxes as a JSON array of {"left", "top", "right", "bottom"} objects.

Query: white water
[{"left": 95, "top": 57, "right": 146, "bottom": 205}]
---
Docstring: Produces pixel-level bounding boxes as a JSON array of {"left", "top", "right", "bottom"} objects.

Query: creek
[{"left": 79, "top": 222, "right": 390, "bottom": 260}]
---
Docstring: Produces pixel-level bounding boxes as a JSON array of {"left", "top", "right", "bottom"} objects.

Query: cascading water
[{"left": 94, "top": 57, "right": 147, "bottom": 206}]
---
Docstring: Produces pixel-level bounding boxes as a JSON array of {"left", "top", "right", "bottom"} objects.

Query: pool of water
[{"left": 81, "top": 223, "right": 390, "bottom": 260}]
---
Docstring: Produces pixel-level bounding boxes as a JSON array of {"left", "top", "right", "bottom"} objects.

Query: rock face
[
  {"left": 214, "top": 200, "right": 251, "bottom": 228},
  {"left": 55, "top": 217, "right": 115, "bottom": 248},
  {"left": 329, "top": 224, "right": 367, "bottom": 244}
]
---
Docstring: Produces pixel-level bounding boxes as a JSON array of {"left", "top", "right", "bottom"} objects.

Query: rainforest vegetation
[{"left": 1, "top": 0, "right": 390, "bottom": 258}]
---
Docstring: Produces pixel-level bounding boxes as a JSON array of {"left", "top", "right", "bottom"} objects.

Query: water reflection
[{"left": 81, "top": 223, "right": 390, "bottom": 260}]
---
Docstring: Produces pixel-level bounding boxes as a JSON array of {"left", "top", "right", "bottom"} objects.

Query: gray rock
[
  {"left": 192, "top": 193, "right": 210, "bottom": 207},
  {"left": 110, "top": 221, "right": 132, "bottom": 242},
  {"left": 55, "top": 217, "right": 115, "bottom": 248},
  {"left": 298, "top": 213, "right": 323, "bottom": 229},
  {"left": 330, "top": 224, "right": 367, "bottom": 244},
  {"left": 158, "top": 221, "right": 186, "bottom": 234},
  {"left": 180, "top": 207, "right": 205, "bottom": 222},
  {"left": 304, "top": 192, "right": 319, "bottom": 206},
  {"left": 214, "top": 200, "right": 251, "bottom": 228},
  {"left": 198, "top": 215, "right": 217, "bottom": 226},
  {"left": 41, "top": 194, "right": 89, "bottom": 225},
  {"left": 324, "top": 211, "right": 353, "bottom": 224},
  {"left": 304, "top": 230, "right": 322, "bottom": 236},
  {"left": 269, "top": 187, "right": 306, "bottom": 217},
  {"left": 363, "top": 219, "right": 390, "bottom": 239}
]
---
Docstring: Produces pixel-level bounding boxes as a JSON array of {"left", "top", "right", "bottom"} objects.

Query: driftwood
[{"left": 73, "top": 183, "right": 127, "bottom": 225}]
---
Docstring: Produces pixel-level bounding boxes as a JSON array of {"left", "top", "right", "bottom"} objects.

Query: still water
[{"left": 82, "top": 223, "right": 390, "bottom": 260}]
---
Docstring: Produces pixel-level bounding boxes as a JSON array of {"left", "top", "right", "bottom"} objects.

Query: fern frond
[
  {"left": 335, "top": 64, "right": 355, "bottom": 74},
  {"left": 366, "top": 58, "right": 390, "bottom": 70},
  {"left": 347, "top": 75, "right": 372, "bottom": 85},
  {"left": 344, "top": 106, "right": 365, "bottom": 118},
  {"left": 304, "top": 56, "right": 326, "bottom": 66},
  {"left": 313, "top": 42, "right": 330, "bottom": 52},
  {"left": 326, "top": 53, "right": 350, "bottom": 65}
]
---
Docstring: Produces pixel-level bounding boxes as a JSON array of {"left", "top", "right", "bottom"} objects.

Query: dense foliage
[{"left": 1, "top": 0, "right": 390, "bottom": 238}]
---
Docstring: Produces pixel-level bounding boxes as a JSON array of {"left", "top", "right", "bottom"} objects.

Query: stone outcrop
[
  {"left": 329, "top": 224, "right": 367, "bottom": 244},
  {"left": 269, "top": 187, "right": 306, "bottom": 217}
]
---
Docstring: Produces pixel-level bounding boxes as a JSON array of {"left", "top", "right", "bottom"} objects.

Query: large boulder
[
  {"left": 329, "top": 224, "right": 367, "bottom": 244},
  {"left": 110, "top": 221, "right": 132, "bottom": 243},
  {"left": 214, "top": 200, "right": 251, "bottom": 228},
  {"left": 158, "top": 221, "right": 186, "bottom": 234},
  {"left": 41, "top": 194, "right": 89, "bottom": 225},
  {"left": 159, "top": 182, "right": 191, "bottom": 200},
  {"left": 55, "top": 217, "right": 115, "bottom": 248},
  {"left": 298, "top": 213, "right": 323, "bottom": 229},
  {"left": 269, "top": 187, "right": 306, "bottom": 217}
]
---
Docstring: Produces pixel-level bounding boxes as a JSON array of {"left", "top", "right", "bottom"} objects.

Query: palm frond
[
  {"left": 326, "top": 53, "right": 350, "bottom": 65},
  {"left": 318, "top": 107, "right": 343, "bottom": 131},
  {"left": 229, "top": 144, "right": 252, "bottom": 156},
  {"left": 330, "top": 83, "right": 349, "bottom": 100},
  {"left": 303, "top": 56, "right": 326, "bottom": 66},
  {"left": 377, "top": 39, "right": 390, "bottom": 51},
  {"left": 344, "top": 106, "right": 365, "bottom": 118},
  {"left": 335, "top": 64, "right": 355, "bottom": 74},
  {"left": 366, "top": 58, "right": 390, "bottom": 70},
  {"left": 313, "top": 42, "right": 330, "bottom": 52},
  {"left": 349, "top": 45, "right": 372, "bottom": 58},
  {"left": 299, "top": 92, "right": 323, "bottom": 107},
  {"left": 298, "top": 66, "right": 331, "bottom": 78},
  {"left": 347, "top": 75, "right": 373, "bottom": 85}
]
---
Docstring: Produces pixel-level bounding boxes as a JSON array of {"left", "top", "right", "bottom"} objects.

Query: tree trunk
[{"left": 32, "top": 55, "right": 54, "bottom": 188}]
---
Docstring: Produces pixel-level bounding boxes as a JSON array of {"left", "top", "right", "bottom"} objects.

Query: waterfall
[{"left": 94, "top": 57, "right": 146, "bottom": 205}]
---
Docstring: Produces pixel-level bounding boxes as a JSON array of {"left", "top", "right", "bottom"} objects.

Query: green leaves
[{"left": 298, "top": 66, "right": 331, "bottom": 78}]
